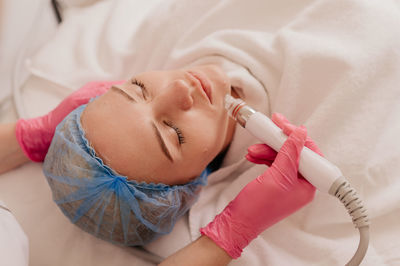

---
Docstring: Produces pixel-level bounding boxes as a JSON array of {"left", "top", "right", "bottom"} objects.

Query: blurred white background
[{"left": 0, "top": 0, "right": 58, "bottom": 120}]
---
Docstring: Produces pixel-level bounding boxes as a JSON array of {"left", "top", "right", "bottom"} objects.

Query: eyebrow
[
  {"left": 112, "top": 86, "right": 173, "bottom": 162},
  {"left": 151, "top": 122, "right": 174, "bottom": 162},
  {"left": 111, "top": 86, "right": 136, "bottom": 102}
]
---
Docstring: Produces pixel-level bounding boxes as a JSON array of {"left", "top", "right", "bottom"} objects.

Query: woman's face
[{"left": 81, "top": 64, "right": 236, "bottom": 185}]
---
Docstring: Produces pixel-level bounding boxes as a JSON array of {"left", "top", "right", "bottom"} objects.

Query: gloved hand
[
  {"left": 246, "top": 113, "right": 323, "bottom": 166},
  {"left": 200, "top": 113, "right": 324, "bottom": 259},
  {"left": 15, "top": 80, "right": 124, "bottom": 162}
]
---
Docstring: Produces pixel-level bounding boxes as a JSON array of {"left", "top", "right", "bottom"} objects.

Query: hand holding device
[
  {"left": 223, "top": 95, "right": 369, "bottom": 265},
  {"left": 200, "top": 124, "right": 314, "bottom": 259},
  {"left": 246, "top": 113, "right": 324, "bottom": 166}
]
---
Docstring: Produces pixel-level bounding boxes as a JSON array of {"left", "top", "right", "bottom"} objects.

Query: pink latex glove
[
  {"left": 200, "top": 113, "right": 324, "bottom": 259},
  {"left": 246, "top": 113, "right": 324, "bottom": 166},
  {"left": 15, "top": 80, "right": 124, "bottom": 162}
]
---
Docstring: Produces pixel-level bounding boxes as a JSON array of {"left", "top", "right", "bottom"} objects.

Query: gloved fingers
[
  {"left": 282, "top": 123, "right": 324, "bottom": 156},
  {"left": 282, "top": 123, "right": 323, "bottom": 156},
  {"left": 245, "top": 113, "right": 315, "bottom": 165},
  {"left": 50, "top": 81, "right": 125, "bottom": 127},
  {"left": 270, "top": 125, "right": 307, "bottom": 184},
  {"left": 16, "top": 81, "right": 125, "bottom": 163},
  {"left": 53, "top": 82, "right": 111, "bottom": 116},
  {"left": 246, "top": 144, "right": 277, "bottom": 165},
  {"left": 73, "top": 81, "right": 125, "bottom": 106},
  {"left": 245, "top": 154, "right": 273, "bottom": 166},
  {"left": 304, "top": 140, "right": 324, "bottom": 157},
  {"left": 272, "top": 113, "right": 298, "bottom": 137},
  {"left": 272, "top": 113, "right": 324, "bottom": 157},
  {"left": 271, "top": 113, "right": 289, "bottom": 129},
  {"left": 296, "top": 177, "right": 317, "bottom": 203}
]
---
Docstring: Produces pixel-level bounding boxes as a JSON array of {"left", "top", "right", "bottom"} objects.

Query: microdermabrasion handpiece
[{"left": 225, "top": 94, "right": 370, "bottom": 266}]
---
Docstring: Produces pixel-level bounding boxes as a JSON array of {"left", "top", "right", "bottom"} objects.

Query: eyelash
[
  {"left": 133, "top": 78, "right": 186, "bottom": 145},
  {"left": 164, "top": 120, "right": 186, "bottom": 145},
  {"left": 131, "top": 79, "right": 147, "bottom": 100}
]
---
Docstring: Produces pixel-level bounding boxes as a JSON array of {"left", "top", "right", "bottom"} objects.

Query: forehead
[{"left": 81, "top": 91, "right": 172, "bottom": 179}]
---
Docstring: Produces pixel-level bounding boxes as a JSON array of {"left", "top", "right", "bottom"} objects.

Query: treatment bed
[{"left": 1, "top": 0, "right": 399, "bottom": 265}]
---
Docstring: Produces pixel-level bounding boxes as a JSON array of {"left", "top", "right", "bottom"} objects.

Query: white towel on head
[{"left": 27, "top": 0, "right": 400, "bottom": 265}]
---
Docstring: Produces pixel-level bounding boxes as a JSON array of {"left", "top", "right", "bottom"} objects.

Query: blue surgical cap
[{"left": 43, "top": 104, "right": 208, "bottom": 246}]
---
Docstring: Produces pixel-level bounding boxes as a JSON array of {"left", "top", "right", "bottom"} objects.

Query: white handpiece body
[
  {"left": 246, "top": 112, "right": 342, "bottom": 193},
  {"left": 224, "top": 95, "right": 370, "bottom": 264}
]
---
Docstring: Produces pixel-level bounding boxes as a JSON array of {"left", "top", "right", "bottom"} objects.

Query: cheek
[{"left": 187, "top": 118, "right": 228, "bottom": 158}]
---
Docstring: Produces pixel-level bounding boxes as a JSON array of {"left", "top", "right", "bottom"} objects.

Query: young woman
[{"left": 0, "top": 63, "right": 321, "bottom": 265}]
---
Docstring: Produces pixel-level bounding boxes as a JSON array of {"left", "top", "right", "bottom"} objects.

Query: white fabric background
[{"left": 1, "top": 0, "right": 399, "bottom": 265}]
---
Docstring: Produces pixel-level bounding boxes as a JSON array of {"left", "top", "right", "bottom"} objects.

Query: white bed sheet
[{"left": 1, "top": 0, "right": 400, "bottom": 265}]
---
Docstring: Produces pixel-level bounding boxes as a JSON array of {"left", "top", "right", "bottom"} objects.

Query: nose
[{"left": 154, "top": 79, "right": 194, "bottom": 113}]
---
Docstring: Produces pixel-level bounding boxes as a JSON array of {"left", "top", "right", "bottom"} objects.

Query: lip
[{"left": 187, "top": 71, "right": 213, "bottom": 104}]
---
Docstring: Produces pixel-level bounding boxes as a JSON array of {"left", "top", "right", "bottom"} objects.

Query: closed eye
[
  {"left": 130, "top": 79, "right": 185, "bottom": 145},
  {"left": 131, "top": 79, "right": 148, "bottom": 100},
  {"left": 164, "top": 120, "right": 185, "bottom": 145}
]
